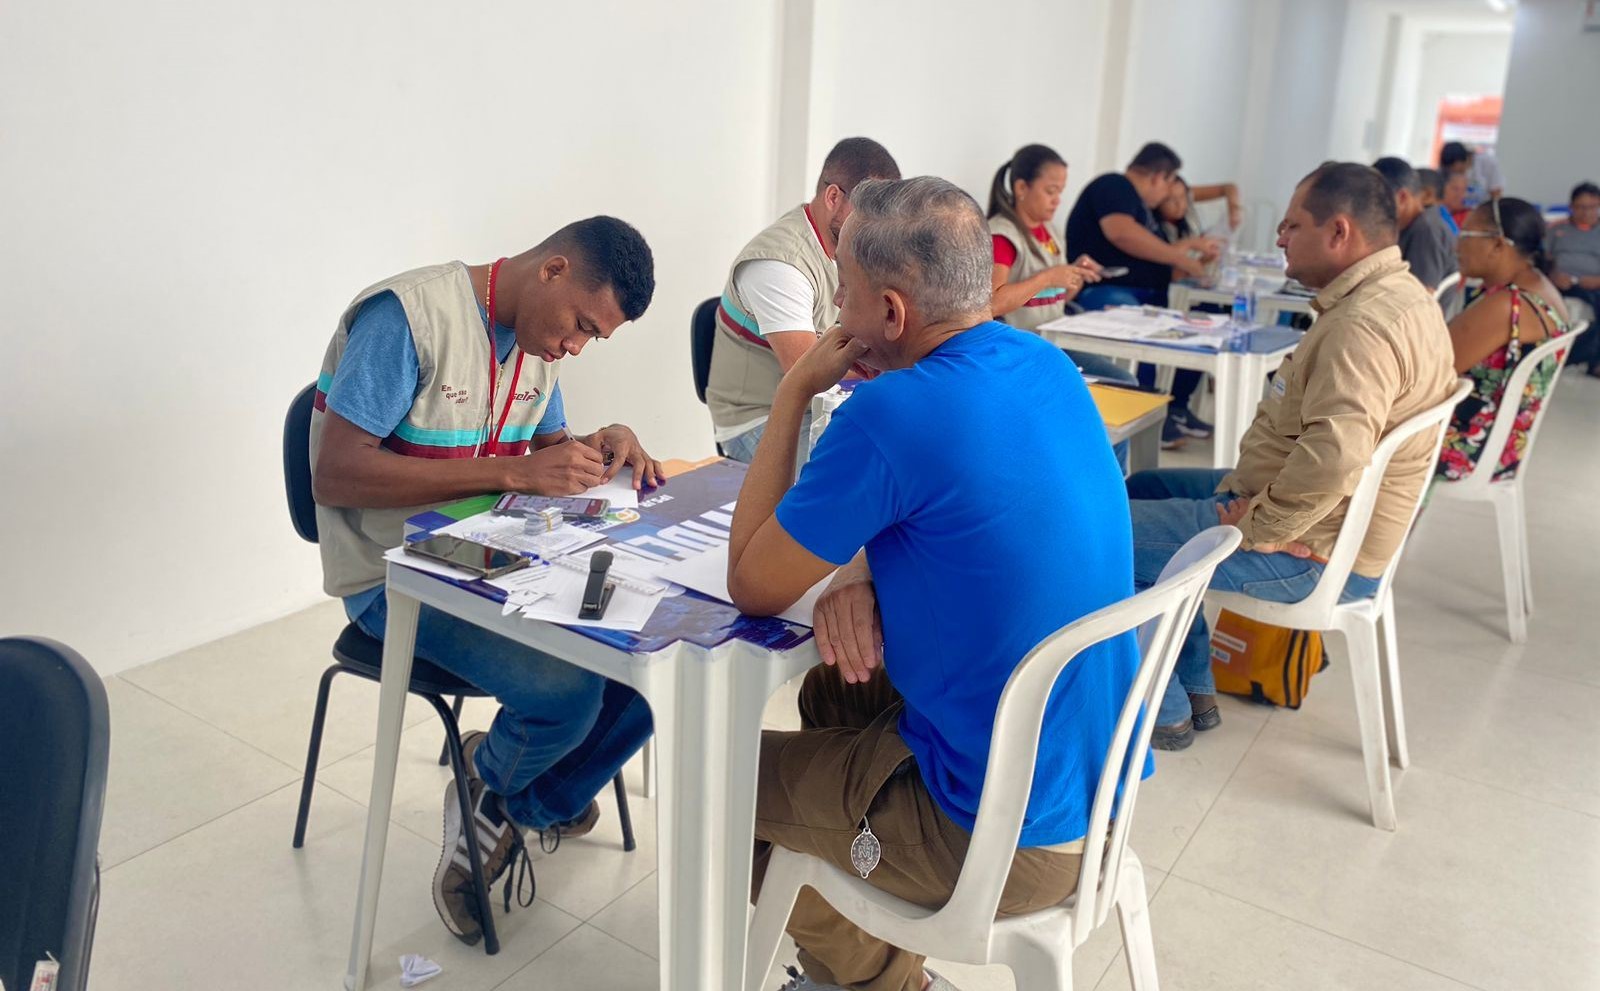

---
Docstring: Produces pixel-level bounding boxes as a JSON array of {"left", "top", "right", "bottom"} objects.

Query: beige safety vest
[
  {"left": 989, "top": 213, "right": 1070, "bottom": 332},
  {"left": 706, "top": 205, "right": 839, "bottom": 437},
  {"left": 309, "top": 262, "right": 559, "bottom": 597}
]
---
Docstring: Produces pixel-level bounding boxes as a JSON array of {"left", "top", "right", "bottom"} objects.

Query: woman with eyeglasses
[{"left": 1436, "top": 197, "right": 1573, "bottom": 482}]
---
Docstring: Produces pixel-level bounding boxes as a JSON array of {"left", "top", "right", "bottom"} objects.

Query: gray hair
[{"left": 846, "top": 176, "right": 993, "bottom": 322}]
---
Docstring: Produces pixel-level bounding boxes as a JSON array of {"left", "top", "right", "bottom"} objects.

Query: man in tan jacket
[{"left": 1125, "top": 162, "right": 1458, "bottom": 750}]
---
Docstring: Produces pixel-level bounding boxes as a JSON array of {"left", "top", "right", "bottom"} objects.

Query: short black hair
[
  {"left": 817, "top": 138, "right": 901, "bottom": 196},
  {"left": 1371, "top": 156, "right": 1421, "bottom": 195},
  {"left": 543, "top": 216, "right": 655, "bottom": 322},
  {"left": 1572, "top": 181, "right": 1600, "bottom": 203},
  {"left": 1417, "top": 167, "right": 1444, "bottom": 198},
  {"left": 1298, "top": 162, "right": 1398, "bottom": 245},
  {"left": 1439, "top": 141, "right": 1473, "bottom": 170},
  {"left": 1128, "top": 142, "right": 1182, "bottom": 176}
]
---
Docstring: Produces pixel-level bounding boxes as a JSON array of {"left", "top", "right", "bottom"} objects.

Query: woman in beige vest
[{"left": 988, "top": 143, "right": 1134, "bottom": 386}]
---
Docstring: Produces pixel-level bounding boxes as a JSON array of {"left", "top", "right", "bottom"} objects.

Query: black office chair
[
  {"left": 690, "top": 297, "right": 727, "bottom": 456},
  {"left": 691, "top": 296, "right": 718, "bottom": 405},
  {"left": 0, "top": 637, "right": 109, "bottom": 991},
  {"left": 283, "top": 385, "right": 635, "bottom": 955}
]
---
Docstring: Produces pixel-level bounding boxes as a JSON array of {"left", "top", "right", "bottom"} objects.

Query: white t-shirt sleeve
[
  {"left": 734, "top": 259, "right": 818, "bottom": 338},
  {"left": 1477, "top": 152, "right": 1505, "bottom": 192}
]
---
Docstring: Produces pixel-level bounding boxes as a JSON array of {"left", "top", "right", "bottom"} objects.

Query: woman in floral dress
[{"left": 1437, "top": 197, "right": 1572, "bottom": 482}]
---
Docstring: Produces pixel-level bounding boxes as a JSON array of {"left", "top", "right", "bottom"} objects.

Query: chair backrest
[
  {"left": 1444, "top": 321, "right": 1589, "bottom": 498},
  {"left": 1294, "top": 378, "right": 1471, "bottom": 617},
  {"left": 0, "top": 637, "right": 109, "bottom": 991},
  {"left": 1242, "top": 198, "right": 1279, "bottom": 254},
  {"left": 1433, "top": 271, "right": 1465, "bottom": 320},
  {"left": 933, "top": 527, "right": 1241, "bottom": 946},
  {"left": 690, "top": 297, "right": 719, "bottom": 405},
  {"left": 284, "top": 383, "right": 319, "bottom": 543}
]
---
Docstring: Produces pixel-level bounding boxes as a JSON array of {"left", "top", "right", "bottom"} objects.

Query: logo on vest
[
  {"left": 440, "top": 384, "right": 470, "bottom": 405},
  {"left": 513, "top": 388, "right": 543, "bottom": 403}
]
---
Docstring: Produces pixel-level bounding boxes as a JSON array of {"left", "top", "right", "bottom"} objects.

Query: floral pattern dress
[{"left": 1437, "top": 284, "right": 1571, "bottom": 482}]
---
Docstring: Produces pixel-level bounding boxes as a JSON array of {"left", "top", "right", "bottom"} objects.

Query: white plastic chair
[
  {"left": 1430, "top": 322, "right": 1590, "bottom": 643},
  {"left": 1206, "top": 380, "right": 1470, "bottom": 831},
  {"left": 1432, "top": 271, "right": 1464, "bottom": 320},
  {"left": 1563, "top": 296, "right": 1595, "bottom": 332},
  {"left": 744, "top": 527, "right": 1243, "bottom": 991}
]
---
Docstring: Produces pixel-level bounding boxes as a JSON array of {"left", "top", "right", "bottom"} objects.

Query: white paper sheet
[
  {"left": 657, "top": 544, "right": 833, "bottom": 628},
  {"left": 512, "top": 564, "right": 664, "bottom": 632},
  {"left": 580, "top": 471, "right": 641, "bottom": 509},
  {"left": 551, "top": 544, "right": 675, "bottom": 594}
]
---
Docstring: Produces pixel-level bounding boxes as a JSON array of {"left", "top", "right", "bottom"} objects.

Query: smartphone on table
[
  {"left": 405, "top": 535, "right": 530, "bottom": 579},
  {"left": 493, "top": 493, "right": 611, "bottom": 521}
]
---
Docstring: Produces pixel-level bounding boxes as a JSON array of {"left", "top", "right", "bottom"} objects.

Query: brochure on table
[
  {"left": 398, "top": 459, "right": 813, "bottom": 654},
  {"left": 1040, "top": 308, "right": 1302, "bottom": 355},
  {"left": 1038, "top": 306, "right": 1238, "bottom": 349}
]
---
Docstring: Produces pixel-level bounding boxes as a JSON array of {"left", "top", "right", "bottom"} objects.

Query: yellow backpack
[{"left": 1209, "top": 610, "right": 1325, "bottom": 709}]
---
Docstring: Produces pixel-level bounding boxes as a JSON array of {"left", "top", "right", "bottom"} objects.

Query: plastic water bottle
[{"left": 1232, "top": 270, "right": 1257, "bottom": 328}]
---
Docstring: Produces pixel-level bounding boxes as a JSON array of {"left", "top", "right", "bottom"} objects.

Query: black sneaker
[
  {"left": 1161, "top": 417, "right": 1189, "bottom": 450},
  {"left": 433, "top": 759, "right": 519, "bottom": 944},
  {"left": 1170, "top": 406, "right": 1214, "bottom": 439}
]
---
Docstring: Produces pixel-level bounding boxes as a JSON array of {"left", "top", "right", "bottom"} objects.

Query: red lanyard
[{"left": 481, "top": 257, "right": 525, "bottom": 457}]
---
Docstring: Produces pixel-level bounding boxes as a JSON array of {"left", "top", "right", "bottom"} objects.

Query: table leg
[
  {"left": 1130, "top": 418, "right": 1161, "bottom": 474},
  {"left": 642, "top": 643, "right": 780, "bottom": 991},
  {"left": 342, "top": 586, "right": 419, "bottom": 990},
  {"left": 1211, "top": 359, "right": 1239, "bottom": 470},
  {"left": 1234, "top": 354, "right": 1267, "bottom": 456}
]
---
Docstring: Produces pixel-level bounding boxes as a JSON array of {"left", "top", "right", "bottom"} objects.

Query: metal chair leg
[
  {"left": 426, "top": 693, "right": 502, "bottom": 956},
  {"left": 612, "top": 772, "right": 636, "bottom": 853},
  {"left": 439, "top": 694, "right": 465, "bottom": 766},
  {"left": 293, "top": 665, "right": 342, "bottom": 849}
]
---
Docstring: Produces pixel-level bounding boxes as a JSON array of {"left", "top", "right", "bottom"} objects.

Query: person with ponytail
[
  {"left": 988, "top": 145, "right": 1100, "bottom": 326},
  {"left": 987, "top": 143, "right": 1136, "bottom": 386},
  {"left": 1436, "top": 197, "right": 1573, "bottom": 482}
]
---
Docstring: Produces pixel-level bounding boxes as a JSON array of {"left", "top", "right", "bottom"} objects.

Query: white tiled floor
[{"left": 87, "top": 377, "right": 1600, "bottom": 990}]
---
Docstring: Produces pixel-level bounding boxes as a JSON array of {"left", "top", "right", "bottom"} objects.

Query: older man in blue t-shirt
[{"left": 727, "top": 177, "right": 1144, "bottom": 991}]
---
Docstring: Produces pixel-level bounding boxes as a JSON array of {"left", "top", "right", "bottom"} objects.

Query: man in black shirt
[{"left": 1067, "top": 142, "right": 1218, "bottom": 309}]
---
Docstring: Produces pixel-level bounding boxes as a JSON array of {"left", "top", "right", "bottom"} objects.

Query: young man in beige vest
[
  {"left": 1125, "top": 163, "right": 1458, "bottom": 750},
  {"left": 709, "top": 137, "right": 900, "bottom": 461},
  {"left": 310, "top": 217, "right": 662, "bottom": 944}
]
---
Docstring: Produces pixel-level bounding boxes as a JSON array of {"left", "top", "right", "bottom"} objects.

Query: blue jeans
[
  {"left": 1127, "top": 468, "right": 1380, "bottom": 725},
  {"left": 721, "top": 412, "right": 813, "bottom": 466},
  {"left": 351, "top": 592, "right": 652, "bottom": 830}
]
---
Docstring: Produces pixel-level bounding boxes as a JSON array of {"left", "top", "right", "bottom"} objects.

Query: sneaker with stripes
[{"left": 433, "top": 735, "right": 520, "bottom": 944}]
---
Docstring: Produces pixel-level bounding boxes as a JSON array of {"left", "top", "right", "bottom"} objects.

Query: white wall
[
  {"left": 1328, "top": 1, "right": 1514, "bottom": 165},
  {"left": 0, "top": 0, "right": 781, "bottom": 673},
  {"left": 1236, "top": 0, "right": 1352, "bottom": 226},
  {"left": 1498, "top": 0, "right": 1600, "bottom": 205},
  {"left": 1117, "top": 0, "right": 1259, "bottom": 185},
  {"left": 806, "top": 0, "right": 1113, "bottom": 224},
  {"left": 1402, "top": 29, "right": 1512, "bottom": 164}
]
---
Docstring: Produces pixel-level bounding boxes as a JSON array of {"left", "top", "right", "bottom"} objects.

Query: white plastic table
[
  {"left": 341, "top": 463, "right": 820, "bottom": 991},
  {"left": 1167, "top": 280, "right": 1316, "bottom": 329},
  {"left": 1036, "top": 317, "right": 1299, "bottom": 468}
]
